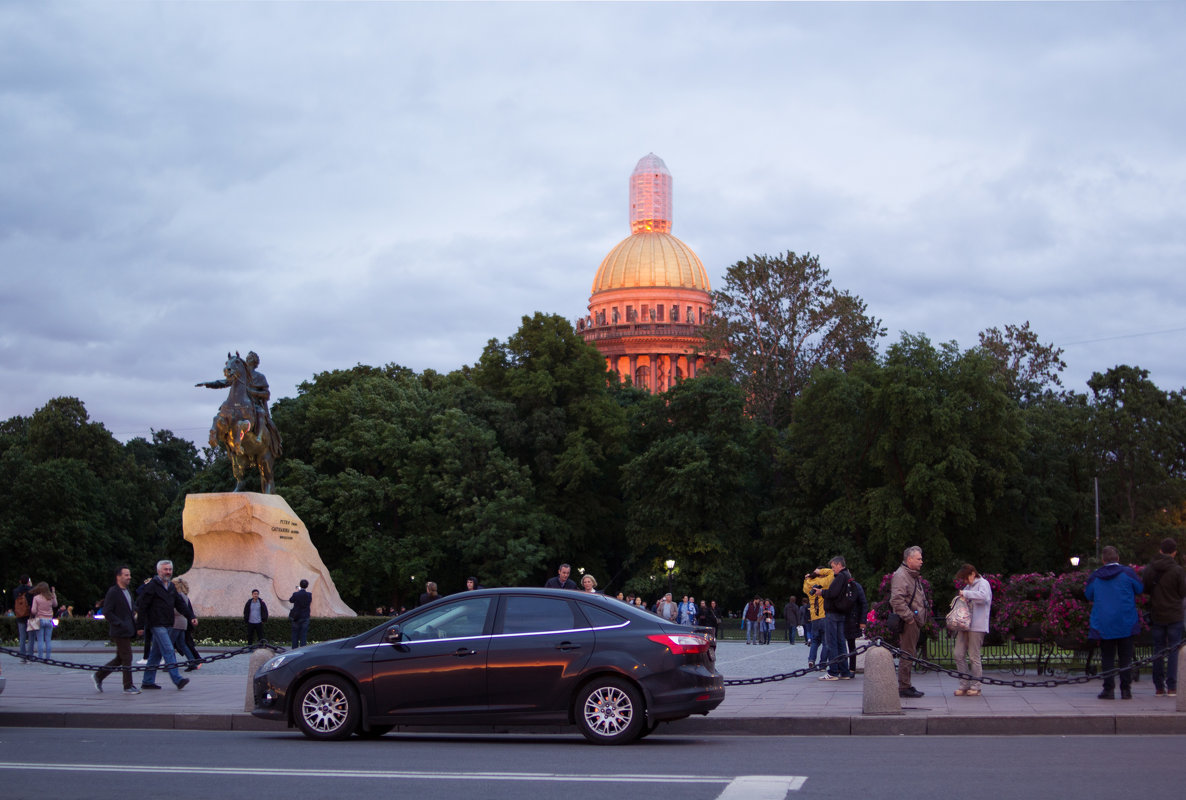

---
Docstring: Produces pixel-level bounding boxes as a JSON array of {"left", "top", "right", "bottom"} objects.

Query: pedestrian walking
[
  {"left": 93, "top": 566, "right": 140, "bottom": 694},
  {"left": 136, "top": 560, "right": 194, "bottom": 690}
]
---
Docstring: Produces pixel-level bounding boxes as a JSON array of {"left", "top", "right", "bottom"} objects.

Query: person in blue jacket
[{"left": 1085, "top": 545, "right": 1145, "bottom": 700}]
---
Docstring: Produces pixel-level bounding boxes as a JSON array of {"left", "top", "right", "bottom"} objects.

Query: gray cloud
[{"left": 2, "top": 2, "right": 1184, "bottom": 441}]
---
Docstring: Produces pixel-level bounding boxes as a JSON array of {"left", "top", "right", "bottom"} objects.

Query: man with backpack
[
  {"left": 817, "top": 556, "right": 855, "bottom": 680},
  {"left": 12, "top": 575, "right": 33, "bottom": 663}
]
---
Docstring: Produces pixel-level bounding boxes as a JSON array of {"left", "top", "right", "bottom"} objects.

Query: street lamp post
[{"left": 665, "top": 559, "right": 675, "bottom": 596}]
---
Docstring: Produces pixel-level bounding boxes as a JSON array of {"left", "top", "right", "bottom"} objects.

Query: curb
[{"left": 2, "top": 711, "right": 1184, "bottom": 736}]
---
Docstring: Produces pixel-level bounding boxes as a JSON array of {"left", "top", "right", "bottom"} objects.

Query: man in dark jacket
[
  {"left": 783, "top": 597, "right": 801, "bottom": 644},
  {"left": 818, "top": 556, "right": 855, "bottom": 680},
  {"left": 12, "top": 575, "right": 33, "bottom": 662},
  {"left": 243, "top": 589, "right": 269, "bottom": 645},
  {"left": 289, "top": 579, "right": 312, "bottom": 648},
  {"left": 844, "top": 578, "right": 868, "bottom": 675},
  {"left": 544, "top": 564, "right": 578, "bottom": 590},
  {"left": 1143, "top": 538, "right": 1186, "bottom": 697},
  {"left": 94, "top": 566, "right": 139, "bottom": 694},
  {"left": 135, "top": 560, "right": 195, "bottom": 690}
]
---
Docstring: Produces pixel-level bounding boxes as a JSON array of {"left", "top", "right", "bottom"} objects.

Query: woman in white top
[{"left": 953, "top": 564, "right": 993, "bottom": 696}]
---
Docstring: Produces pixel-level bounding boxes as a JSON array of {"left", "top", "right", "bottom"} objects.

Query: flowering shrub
[
  {"left": 995, "top": 572, "right": 1056, "bottom": 639},
  {"left": 1040, "top": 570, "right": 1090, "bottom": 643}
]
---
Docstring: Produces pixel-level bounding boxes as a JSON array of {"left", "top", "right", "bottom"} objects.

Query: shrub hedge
[{"left": 0, "top": 616, "right": 390, "bottom": 646}]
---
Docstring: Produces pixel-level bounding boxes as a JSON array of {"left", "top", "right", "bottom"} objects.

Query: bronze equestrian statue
[{"left": 197, "top": 351, "right": 283, "bottom": 494}]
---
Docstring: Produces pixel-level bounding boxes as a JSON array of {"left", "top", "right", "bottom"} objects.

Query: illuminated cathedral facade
[{"left": 577, "top": 154, "right": 713, "bottom": 393}]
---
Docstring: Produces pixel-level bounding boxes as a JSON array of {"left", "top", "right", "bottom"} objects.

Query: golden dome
[{"left": 591, "top": 231, "right": 711, "bottom": 293}]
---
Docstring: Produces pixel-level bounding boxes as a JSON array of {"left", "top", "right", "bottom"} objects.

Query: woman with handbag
[
  {"left": 952, "top": 564, "right": 992, "bottom": 696},
  {"left": 29, "top": 582, "right": 57, "bottom": 660}
]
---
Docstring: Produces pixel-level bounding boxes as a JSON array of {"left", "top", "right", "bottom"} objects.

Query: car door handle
[
  {"left": 453, "top": 648, "right": 477, "bottom": 657},
  {"left": 555, "top": 642, "right": 581, "bottom": 652}
]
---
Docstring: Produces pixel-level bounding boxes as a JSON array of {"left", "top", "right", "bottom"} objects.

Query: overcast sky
[{"left": 3, "top": 1, "right": 1184, "bottom": 444}]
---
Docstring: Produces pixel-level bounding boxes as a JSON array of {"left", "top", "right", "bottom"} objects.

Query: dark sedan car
[{"left": 253, "top": 587, "right": 724, "bottom": 744}]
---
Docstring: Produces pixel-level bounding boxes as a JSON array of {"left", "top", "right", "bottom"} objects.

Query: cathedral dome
[{"left": 591, "top": 231, "right": 711, "bottom": 293}]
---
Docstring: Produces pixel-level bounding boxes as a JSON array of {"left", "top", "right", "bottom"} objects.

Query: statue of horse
[{"left": 203, "top": 352, "right": 280, "bottom": 494}]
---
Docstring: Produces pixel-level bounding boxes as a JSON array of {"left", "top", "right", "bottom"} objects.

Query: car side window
[
  {"left": 577, "top": 601, "right": 628, "bottom": 629},
  {"left": 401, "top": 597, "right": 493, "bottom": 641},
  {"left": 501, "top": 596, "right": 588, "bottom": 635}
]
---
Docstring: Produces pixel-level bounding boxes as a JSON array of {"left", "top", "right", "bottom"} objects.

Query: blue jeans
[
  {"left": 35, "top": 620, "right": 54, "bottom": 659},
  {"left": 786, "top": 622, "right": 796, "bottom": 644},
  {"left": 823, "top": 614, "right": 852, "bottom": 677},
  {"left": 143, "top": 626, "right": 184, "bottom": 686},
  {"left": 170, "top": 628, "right": 198, "bottom": 663},
  {"left": 291, "top": 618, "right": 309, "bottom": 649},
  {"left": 807, "top": 618, "right": 825, "bottom": 663},
  {"left": 17, "top": 619, "right": 30, "bottom": 658},
  {"left": 1151, "top": 620, "right": 1184, "bottom": 692}
]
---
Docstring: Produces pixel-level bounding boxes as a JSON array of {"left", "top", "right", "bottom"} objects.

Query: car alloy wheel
[
  {"left": 576, "top": 677, "right": 644, "bottom": 745},
  {"left": 295, "top": 675, "right": 359, "bottom": 740}
]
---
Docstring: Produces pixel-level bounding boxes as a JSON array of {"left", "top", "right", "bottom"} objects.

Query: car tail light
[{"left": 648, "top": 633, "right": 710, "bottom": 655}]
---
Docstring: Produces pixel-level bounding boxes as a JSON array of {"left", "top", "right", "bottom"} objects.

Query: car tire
[
  {"left": 294, "top": 675, "right": 359, "bottom": 741},
  {"left": 355, "top": 724, "right": 394, "bottom": 739},
  {"left": 574, "top": 677, "right": 645, "bottom": 745}
]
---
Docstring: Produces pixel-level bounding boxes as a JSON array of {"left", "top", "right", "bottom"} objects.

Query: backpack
[
  {"left": 13, "top": 588, "right": 30, "bottom": 619},
  {"left": 834, "top": 578, "right": 856, "bottom": 613}
]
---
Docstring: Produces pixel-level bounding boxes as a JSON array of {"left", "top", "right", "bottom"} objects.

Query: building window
[{"left": 657, "top": 304, "right": 665, "bottom": 322}]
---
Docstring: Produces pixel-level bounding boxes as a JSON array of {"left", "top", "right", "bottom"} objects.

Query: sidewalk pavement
[{"left": 2, "top": 640, "right": 1183, "bottom": 736}]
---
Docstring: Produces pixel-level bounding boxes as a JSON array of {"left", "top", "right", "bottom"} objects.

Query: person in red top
[{"left": 743, "top": 596, "right": 762, "bottom": 645}]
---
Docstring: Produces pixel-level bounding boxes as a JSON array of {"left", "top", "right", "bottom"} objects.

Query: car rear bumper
[{"left": 642, "top": 666, "right": 725, "bottom": 721}]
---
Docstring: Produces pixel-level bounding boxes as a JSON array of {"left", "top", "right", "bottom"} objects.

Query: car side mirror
[{"left": 384, "top": 625, "right": 403, "bottom": 645}]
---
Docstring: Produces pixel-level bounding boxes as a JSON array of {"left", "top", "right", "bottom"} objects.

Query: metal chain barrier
[
  {"left": 0, "top": 642, "right": 285, "bottom": 673},
  {"left": 721, "top": 638, "right": 1181, "bottom": 688},
  {"left": 723, "top": 643, "right": 875, "bottom": 686},
  {"left": 872, "top": 637, "right": 1180, "bottom": 688}
]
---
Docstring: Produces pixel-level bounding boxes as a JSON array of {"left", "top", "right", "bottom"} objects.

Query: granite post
[{"left": 862, "top": 642, "right": 904, "bottom": 715}]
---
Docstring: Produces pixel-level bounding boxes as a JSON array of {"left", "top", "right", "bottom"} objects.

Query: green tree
[
  {"left": 619, "top": 377, "right": 764, "bottom": 606},
  {"left": 978, "top": 321, "right": 1067, "bottom": 401},
  {"left": 472, "top": 312, "right": 629, "bottom": 576},
  {"left": 0, "top": 398, "right": 175, "bottom": 609},
  {"left": 1087, "top": 365, "right": 1186, "bottom": 557},
  {"left": 776, "top": 335, "right": 1026, "bottom": 588},
  {"left": 700, "top": 251, "right": 885, "bottom": 427},
  {"left": 262, "top": 364, "right": 551, "bottom": 611}
]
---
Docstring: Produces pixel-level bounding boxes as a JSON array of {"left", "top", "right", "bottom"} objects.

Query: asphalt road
[{"left": 2, "top": 728, "right": 1181, "bottom": 800}]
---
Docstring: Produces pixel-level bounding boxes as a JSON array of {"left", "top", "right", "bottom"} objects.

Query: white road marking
[
  {"left": 716, "top": 775, "right": 807, "bottom": 799},
  {"left": 0, "top": 763, "right": 805, "bottom": 791}
]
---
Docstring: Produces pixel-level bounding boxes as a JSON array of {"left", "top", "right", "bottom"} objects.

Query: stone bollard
[
  {"left": 1177, "top": 643, "right": 1186, "bottom": 713},
  {"left": 862, "top": 643, "right": 903, "bottom": 715},
  {"left": 244, "top": 648, "right": 274, "bottom": 712}
]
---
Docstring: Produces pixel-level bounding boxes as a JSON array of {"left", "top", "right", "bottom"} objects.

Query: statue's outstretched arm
[{"left": 196, "top": 379, "right": 232, "bottom": 389}]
